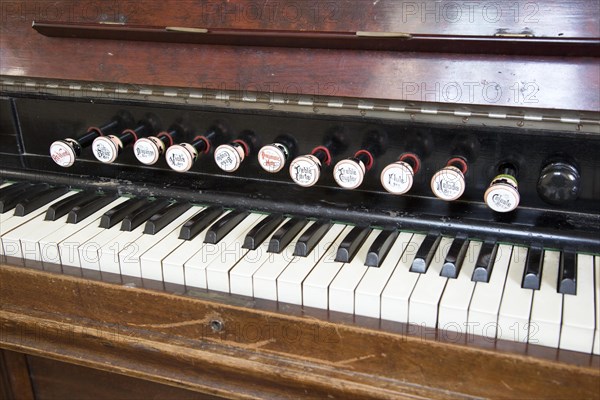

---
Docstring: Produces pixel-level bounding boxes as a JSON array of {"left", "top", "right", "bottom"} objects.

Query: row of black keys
[{"left": 0, "top": 181, "right": 577, "bottom": 294}]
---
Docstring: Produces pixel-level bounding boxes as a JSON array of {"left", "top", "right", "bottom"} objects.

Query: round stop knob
[
  {"left": 333, "top": 158, "right": 365, "bottom": 189},
  {"left": 214, "top": 143, "right": 245, "bottom": 172},
  {"left": 165, "top": 143, "right": 198, "bottom": 172},
  {"left": 50, "top": 139, "right": 79, "bottom": 167},
  {"left": 289, "top": 155, "right": 322, "bottom": 187},
  {"left": 134, "top": 137, "right": 165, "bottom": 165},
  {"left": 381, "top": 161, "right": 415, "bottom": 195},
  {"left": 431, "top": 165, "right": 466, "bottom": 201},
  {"left": 484, "top": 174, "right": 520, "bottom": 212},
  {"left": 537, "top": 161, "right": 581, "bottom": 205},
  {"left": 92, "top": 135, "right": 123, "bottom": 164}
]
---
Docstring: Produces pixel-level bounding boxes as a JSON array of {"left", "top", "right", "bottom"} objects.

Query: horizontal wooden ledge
[{"left": 1, "top": 264, "right": 599, "bottom": 399}]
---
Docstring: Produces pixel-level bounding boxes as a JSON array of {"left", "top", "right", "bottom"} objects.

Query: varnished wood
[
  {"left": 0, "top": 350, "right": 35, "bottom": 400},
  {"left": 25, "top": 354, "right": 223, "bottom": 400},
  {"left": 1, "top": 0, "right": 599, "bottom": 112},
  {"left": 1, "top": 264, "right": 598, "bottom": 399}
]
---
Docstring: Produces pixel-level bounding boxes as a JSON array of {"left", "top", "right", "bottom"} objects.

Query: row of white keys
[
  {"left": 594, "top": 256, "right": 599, "bottom": 355},
  {"left": 139, "top": 206, "right": 207, "bottom": 282},
  {"left": 184, "top": 213, "right": 263, "bottom": 289},
  {"left": 39, "top": 197, "right": 128, "bottom": 268},
  {"left": 97, "top": 220, "right": 148, "bottom": 275},
  {"left": 2, "top": 191, "right": 81, "bottom": 267},
  {"left": 560, "top": 254, "right": 595, "bottom": 353},
  {"left": 301, "top": 225, "right": 354, "bottom": 309},
  {"left": 206, "top": 214, "right": 272, "bottom": 293},
  {"left": 355, "top": 231, "right": 414, "bottom": 319},
  {"left": 277, "top": 223, "right": 345, "bottom": 305},
  {"left": 380, "top": 233, "right": 426, "bottom": 324},
  {"left": 438, "top": 240, "right": 481, "bottom": 333},
  {"left": 1, "top": 191, "right": 75, "bottom": 260},
  {"left": 408, "top": 236, "right": 454, "bottom": 328},
  {"left": 528, "top": 250, "right": 562, "bottom": 348},
  {"left": 252, "top": 221, "right": 314, "bottom": 301},
  {"left": 162, "top": 211, "right": 233, "bottom": 286},
  {"left": 497, "top": 246, "right": 532, "bottom": 342},
  {"left": 228, "top": 217, "right": 292, "bottom": 298},
  {"left": 328, "top": 230, "right": 380, "bottom": 314},
  {"left": 468, "top": 244, "right": 513, "bottom": 339},
  {"left": 120, "top": 206, "right": 202, "bottom": 278}
]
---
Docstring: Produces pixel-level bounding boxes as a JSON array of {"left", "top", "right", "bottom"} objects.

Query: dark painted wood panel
[
  {"left": 0, "top": 350, "right": 35, "bottom": 400},
  {"left": 1, "top": 1, "right": 599, "bottom": 112},
  {"left": 26, "top": 354, "right": 224, "bottom": 400}
]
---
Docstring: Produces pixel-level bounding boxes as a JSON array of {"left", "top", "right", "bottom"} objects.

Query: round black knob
[{"left": 537, "top": 162, "right": 581, "bottom": 206}]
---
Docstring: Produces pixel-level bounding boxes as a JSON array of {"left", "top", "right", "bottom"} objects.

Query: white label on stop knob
[
  {"left": 134, "top": 137, "right": 164, "bottom": 165},
  {"left": 485, "top": 181, "right": 520, "bottom": 212},
  {"left": 380, "top": 161, "right": 414, "bottom": 195},
  {"left": 92, "top": 135, "right": 122, "bottom": 163},
  {"left": 214, "top": 144, "right": 244, "bottom": 172},
  {"left": 165, "top": 143, "right": 197, "bottom": 172},
  {"left": 50, "top": 140, "right": 76, "bottom": 167},
  {"left": 333, "top": 159, "right": 365, "bottom": 189},
  {"left": 289, "top": 155, "right": 321, "bottom": 187},
  {"left": 258, "top": 144, "right": 287, "bottom": 173},
  {"left": 431, "top": 166, "right": 466, "bottom": 201}
]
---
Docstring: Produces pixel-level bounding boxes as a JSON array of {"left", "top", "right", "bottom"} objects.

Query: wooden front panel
[
  {"left": 1, "top": 0, "right": 599, "bottom": 111},
  {"left": 1, "top": 264, "right": 599, "bottom": 399}
]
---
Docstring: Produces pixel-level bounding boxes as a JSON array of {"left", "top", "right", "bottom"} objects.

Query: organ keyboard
[{"left": 1, "top": 0, "right": 599, "bottom": 398}]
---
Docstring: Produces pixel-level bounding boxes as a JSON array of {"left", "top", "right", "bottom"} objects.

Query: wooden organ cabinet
[{"left": 0, "top": 1, "right": 599, "bottom": 398}]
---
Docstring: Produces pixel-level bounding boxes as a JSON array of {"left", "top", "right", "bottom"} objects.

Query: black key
[
  {"left": 440, "top": 235, "right": 469, "bottom": 278},
  {"left": 144, "top": 202, "right": 192, "bottom": 235},
  {"left": 268, "top": 217, "right": 308, "bottom": 253},
  {"left": 0, "top": 183, "right": 48, "bottom": 213},
  {"left": 558, "top": 250, "right": 577, "bottom": 295},
  {"left": 522, "top": 246, "right": 543, "bottom": 290},
  {"left": 100, "top": 198, "right": 149, "bottom": 229},
  {"left": 335, "top": 226, "right": 371, "bottom": 263},
  {"left": 121, "top": 199, "right": 171, "bottom": 231},
  {"left": 243, "top": 213, "right": 284, "bottom": 250},
  {"left": 179, "top": 206, "right": 223, "bottom": 240},
  {"left": 204, "top": 210, "right": 250, "bottom": 244},
  {"left": 365, "top": 229, "right": 398, "bottom": 267},
  {"left": 410, "top": 233, "right": 441, "bottom": 273},
  {"left": 45, "top": 191, "right": 98, "bottom": 221},
  {"left": 294, "top": 219, "right": 332, "bottom": 257},
  {"left": 0, "top": 182, "right": 31, "bottom": 197},
  {"left": 14, "top": 186, "right": 69, "bottom": 216},
  {"left": 67, "top": 193, "right": 119, "bottom": 224},
  {"left": 472, "top": 241, "right": 498, "bottom": 282}
]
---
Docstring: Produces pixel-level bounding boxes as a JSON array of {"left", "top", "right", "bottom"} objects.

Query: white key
[
  {"left": 98, "top": 225, "right": 146, "bottom": 275},
  {"left": 438, "top": 241, "right": 481, "bottom": 333},
  {"left": 228, "top": 218, "right": 291, "bottom": 297},
  {"left": 302, "top": 225, "right": 353, "bottom": 309},
  {"left": 560, "top": 254, "right": 595, "bottom": 353},
  {"left": 140, "top": 207, "right": 206, "bottom": 281},
  {"left": 119, "top": 206, "right": 201, "bottom": 278},
  {"left": 78, "top": 215, "right": 129, "bottom": 272},
  {"left": 1, "top": 191, "right": 76, "bottom": 260},
  {"left": 206, "top": 214, "right": 269, "bottom": 293},
  {"left": 162, "top": 211, "right": 232, "bottom": 286},
  {"left": 408, "top": 236, "right": 453, "bottom": 328},
  {"left": 277, "top": 223, "right": 345, "bottom": 305},
  {"left": 329, "top": 230, "right": 379, "bottom": 314},
  {"left": 381, "top": 234, "right": 426, "bottom": 323},
  {"left": 355, "top": 232, "right": 413, "bottom": 319},
  {"left": 468, "top": 244, "right": 512, "bottom": 339},
  {"left": 528, "top": 250, "right": 562, "bottom": 348},
  {"left": 39, "top": 198, "right": 127, "bottom": 267},
  {"left": 497, "top": 246, "right": 532, "bottom": 342},
  {"left": 184, "top": 213, "right": 262, "bottom": 289},
  {"left": 593, "top": 256, "right": 599, "bottom": 355},
  {"left": 253, "top": 221, "right": 314, "bottom": 301}
]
